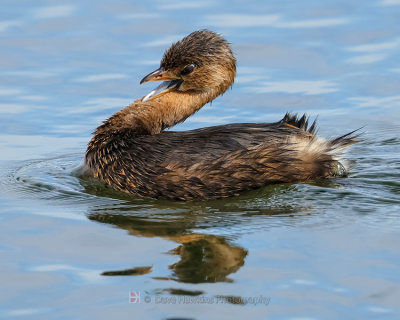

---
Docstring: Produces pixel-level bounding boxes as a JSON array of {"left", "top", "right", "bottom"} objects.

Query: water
[{"left": 1, "top": 0, "right": 400, "bottom": 319}]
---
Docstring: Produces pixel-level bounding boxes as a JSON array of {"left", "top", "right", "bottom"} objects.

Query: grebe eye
[{"left": 181, "top": 64, "right": 195, "bottom": 76}]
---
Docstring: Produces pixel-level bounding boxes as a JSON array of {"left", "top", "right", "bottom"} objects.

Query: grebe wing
[{"left": 126, "top": 121, "right": 310, "bottom": 169}]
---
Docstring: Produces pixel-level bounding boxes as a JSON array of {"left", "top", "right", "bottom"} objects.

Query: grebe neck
[{"left": 95, "top": 81, "right": 232, "bottom": 137}]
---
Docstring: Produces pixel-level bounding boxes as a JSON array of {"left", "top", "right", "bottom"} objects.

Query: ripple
[
  {"left": 75, "top": 73, "right": 129, "bottom": 83},
  {"left": 347, "top": 38, "right": 400, "bottom": 53},
  {"left": 379, "top": 0, "right": 400, "bottom": 6},
  {"left": 348, "top": 95, "right": 400, "bottom": 108},
  {"left": 1, "top": 130, "right": 399, "bottom": 235},
  {"left": 203, "top": 14, "right": 349, "bottom": 28},
  {"left": 33, "top": 5, "right": 76, "bottom": 19},
  {"left": 1, "top": 155, "right": 97, "bottom": 207},
  {"left": 346, "top": 53, "right": 387, "bottom": 64},
  {"left": 250, "top": 79, "right": 338, "bottom": 95}
]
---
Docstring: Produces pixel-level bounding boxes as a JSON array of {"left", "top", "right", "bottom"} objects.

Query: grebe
[{"left": 85, "top": 30, "right": 358, "bottom": 200}]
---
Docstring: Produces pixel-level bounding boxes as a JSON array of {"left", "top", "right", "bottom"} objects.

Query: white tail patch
[{"left": 288, "top": 135, "right": 351, "bottom": 173}]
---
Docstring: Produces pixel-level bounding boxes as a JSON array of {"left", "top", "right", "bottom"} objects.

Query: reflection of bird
[
  {"left": 89, "top": 212, "right": 247, "bottom": 283},
  {"left": 170, "top": 235, "right": 247, "bottom": 283},
  {"left": 85, "top": 30, "right": 358, "bottom": 200}
]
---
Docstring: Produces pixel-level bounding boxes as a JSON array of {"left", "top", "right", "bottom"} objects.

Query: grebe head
[{"left": 140, "top": 30, "right": 236, "bottom": 101}]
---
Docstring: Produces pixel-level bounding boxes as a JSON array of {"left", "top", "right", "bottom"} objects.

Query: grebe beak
[
  {"left": 140, "top": 67, "right": 176, "bottom": 84},
  {"left": 140, "top": 67, "right": 183, "bottom": 102}
]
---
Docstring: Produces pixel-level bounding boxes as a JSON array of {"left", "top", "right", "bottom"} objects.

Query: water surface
[{"left": 1, "top": 0, "right": 400, "bottom": 319}]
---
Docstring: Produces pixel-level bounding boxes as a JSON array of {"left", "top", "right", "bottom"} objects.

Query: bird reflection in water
[{"left": 89, "top": 212, "right": 247, "bottom": 283}]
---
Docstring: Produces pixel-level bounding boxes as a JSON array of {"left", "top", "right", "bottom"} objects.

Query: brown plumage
[{"left": 84, "top": 30, "right": 358, "bottom": 201}]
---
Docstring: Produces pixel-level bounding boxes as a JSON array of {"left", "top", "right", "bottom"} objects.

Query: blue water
[{"left": 1, "top": 1, "right": 400, "bottom": 319}]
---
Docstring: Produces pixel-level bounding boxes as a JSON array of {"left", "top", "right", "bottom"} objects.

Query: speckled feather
[
  {"left": 84, "top": 30, "right": 358, "bottom": 201},
  {"left": 86, "top": 113, "right": 358, "bottom": 200},
  {"left": 161, "top": 30, "right": 235, "bottom": 69}
]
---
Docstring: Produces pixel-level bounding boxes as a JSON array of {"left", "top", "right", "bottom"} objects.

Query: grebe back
[{"left": 85, "top": 30, "right": 358, "bottom": 200}]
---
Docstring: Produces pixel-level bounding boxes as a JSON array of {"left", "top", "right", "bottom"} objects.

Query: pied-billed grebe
[{"left": 85, "top": 30, "right": 358, "bottom": 201}]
